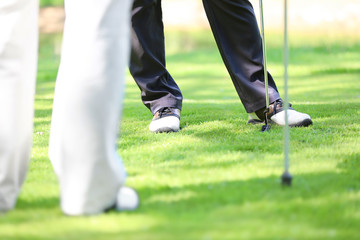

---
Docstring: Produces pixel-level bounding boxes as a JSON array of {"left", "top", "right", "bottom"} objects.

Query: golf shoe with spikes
[{"left": 248, "top": 99, "right": 312, "bottom": 127}]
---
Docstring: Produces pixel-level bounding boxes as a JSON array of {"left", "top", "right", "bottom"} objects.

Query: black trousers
[{"left": 130, "top": 0, "right": 280, "bottom": 114}]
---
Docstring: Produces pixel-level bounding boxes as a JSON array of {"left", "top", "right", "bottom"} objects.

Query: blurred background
[{"left": 39, "top": 0, "right": 360, "bottom": 34}]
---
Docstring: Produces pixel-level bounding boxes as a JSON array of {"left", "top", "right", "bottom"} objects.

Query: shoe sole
[
  {"left": 289, "top": 118, "right": 313, "bottom": 127},
  {"left": 248, "top": 118, "right": 313, "bottom": 127},
  {"left": 151, "top": 127, "right": 179, "bottom": 133}
]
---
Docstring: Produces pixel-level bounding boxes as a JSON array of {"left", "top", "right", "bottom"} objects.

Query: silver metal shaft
[
  {"left": 259, "top": 0, "right": 269, "bottom": 108},
  {"left": 284, "top": 0, "right": 290, "bottom": 173}
]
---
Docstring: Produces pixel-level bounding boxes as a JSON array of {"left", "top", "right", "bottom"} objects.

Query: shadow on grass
[
  {"left": 311, "top": 67, "right": 360, "bottom": 75},
  {"left": 2, "top": 169, "right": 359, "bottom": 240},
  {"left": 16, "top": 196, "right": 59, "bottom": 211},
  {"left": 337, "top": 153, "right": 360, "bottom": 180}
]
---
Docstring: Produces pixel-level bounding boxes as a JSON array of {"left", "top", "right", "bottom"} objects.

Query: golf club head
[
  {"left": 281, "top": 171, "right": 292, "bottom": 186},
  {"left": 261, "top": 124, "right": 271, "bottom": 132}
]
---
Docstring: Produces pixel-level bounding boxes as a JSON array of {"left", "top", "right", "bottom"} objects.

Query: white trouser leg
[
  {"left": 49, "top": 0, "right": 133, "bottom": 215},
  {"left": 0, "top": 0, "right": 38, "bottom": 212}
]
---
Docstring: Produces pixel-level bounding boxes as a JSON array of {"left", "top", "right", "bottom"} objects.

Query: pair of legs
[
  {"left": 130, "top": 0, "right": 280, "bottom": 114},
  {"left": 130, "top": 0, "right": 312, "bottom": 132},
  {"left": 0, "top": 0, "right": 137, "bottom": 215}
]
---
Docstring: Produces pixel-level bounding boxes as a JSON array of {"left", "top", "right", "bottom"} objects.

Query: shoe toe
[{"left": 149, "top": 116, "right": 180, "bottom": 133}]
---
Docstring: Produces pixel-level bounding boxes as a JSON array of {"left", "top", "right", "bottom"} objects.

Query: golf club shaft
[
  {"left": 284, "top": 0, "right": 290, "bottom": 172},
  {"left": 259, "top": 0, "right": 269, "bottom": 108}
]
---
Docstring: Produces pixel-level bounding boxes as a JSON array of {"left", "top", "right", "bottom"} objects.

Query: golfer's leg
[
  {"left": 49, "top": 0, "right": 132, "bottom": 215},
  {"left": 202, "top": 0, "right": 280, "bottom": 113},
  {"left": 130, "top": 0, "right": 182, "bottom": 114},
  {"left": 0, "top": 0, "right": 38, "bottom": 212}
]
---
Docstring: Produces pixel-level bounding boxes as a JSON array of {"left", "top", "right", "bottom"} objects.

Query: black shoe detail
[
  {"left": 247, "top": 119, "right": 264, "bottom": 125},
  {"left": 153, "top": 127, "right": 178, "bottom": 133},
  {"left": 255, "top": 99, "right": 292, "bottom": 121},
  {"left": 289, "top": 118, "right": 313, "bottom": 127},
  {"left": 152, "top": 107, "right": 180, "bottom": 121}
]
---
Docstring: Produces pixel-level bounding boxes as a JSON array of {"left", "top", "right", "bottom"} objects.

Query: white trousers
[
  {"left": 49, "top": 0, "right": 133, "bottom": 215},
  {"left": 0, "top": 0, "right": 133, "bottom": 215},
  {"left": 0, "top": 0, "right": 38, "bottom": 212}
]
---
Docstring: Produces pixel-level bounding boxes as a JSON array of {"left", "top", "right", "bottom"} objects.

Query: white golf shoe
[
  {"left": 149, "top": 107, "right": 180, "bottom": 133},
  {"left": 248, "top": 99, "right": 312, "bottom": 127},
  {"left": 270, "top": 108, "right": 312, "bottom": 127},
  {"left": 116, "top": 186, "right": 139, "bottom": 211}
]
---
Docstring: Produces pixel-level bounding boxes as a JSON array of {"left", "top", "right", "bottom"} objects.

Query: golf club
[
  {"left": 259, "top": 0, "right": 271, "bottom": 132},
  {"left": 281, "top": 0, "right": 292, "bottom": 186}
]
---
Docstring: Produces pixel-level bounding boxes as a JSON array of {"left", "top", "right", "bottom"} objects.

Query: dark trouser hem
[
  {"left": 246, "top": 96, "right": 281, "bottom": 113},
  {"left": 150, "top": 96, "right": 182, "bottom": 115}
]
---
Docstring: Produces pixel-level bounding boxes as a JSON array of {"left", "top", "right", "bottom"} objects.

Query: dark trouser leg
[
  {"left": 130, "top": 0, "right": 182, "bottom": 114},
  {"left": 202, "top": 0, "right": 280, "bottom": 113}
]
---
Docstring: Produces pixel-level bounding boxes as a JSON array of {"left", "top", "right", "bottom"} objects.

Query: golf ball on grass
[{"left": 116, "top": 186, "right": 139, "bottom": 211}]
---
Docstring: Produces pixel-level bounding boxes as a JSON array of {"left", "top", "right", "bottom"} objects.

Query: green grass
[{"left": 1, "top": 29, "right": 360, "bottom": 239}]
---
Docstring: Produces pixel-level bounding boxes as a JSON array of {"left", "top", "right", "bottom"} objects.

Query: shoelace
[
  {"left": 158, "top": 107, "right": 173, "bottom": 118},
  {"left": 272, "top": 99, "right": 292, "bottom": 115}
]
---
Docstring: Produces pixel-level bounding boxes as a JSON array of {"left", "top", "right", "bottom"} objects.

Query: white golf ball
[{"left": 116, "top": 186, "right": 139, "bottom": 211}]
